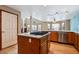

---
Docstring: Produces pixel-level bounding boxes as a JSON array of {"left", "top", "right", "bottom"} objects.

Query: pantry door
[
  {"left": 9, "top": 13, "right": 17, "bottom": 45},
  {"left": 2, "top": 11, "right": 17, "bottom": 48}
]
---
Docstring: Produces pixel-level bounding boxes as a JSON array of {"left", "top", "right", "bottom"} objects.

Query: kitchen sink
[{"left": 30, "top": 31, "right": 48, "bottom": 35}]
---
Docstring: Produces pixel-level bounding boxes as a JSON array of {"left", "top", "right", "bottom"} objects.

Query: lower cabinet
[
  {"left": 77, "top": 34, "right": 79, "bottom": 51},
  {"left": 74, "top": 33, "right": 79, "bottom": 51},
  {"left": 49, "top": 31, "right": 79, "bottom": 52},
  {"left": 31, "top": 38, "right": 41, "bottom": 54},
  {"left": 18, "top": 36, "right": 40, "bottom": 54},
  {"left": 49, "top": 32, "right": 58, "bottom": 42},
  {"left": 18, "top": 35, "right": 48, "bottom": 54},
  {"left": 49, "top": 31, "right": 74, "bottom": 44},
  {"left": 74, "top": 34, "right": 78, "bottom": 49},
  {"left": 66, "top": 32, "right": 75, "bottom": 44},
  {"left": 18, "top": 36, "right": 31, "bottom": 54}
]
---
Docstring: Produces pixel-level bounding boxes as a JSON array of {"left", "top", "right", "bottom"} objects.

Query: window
[
  {"left": 52, "top": 23, "right": 60, "bottom": 30},
  {"left": 38, "top": 25, "right": 41, "bottom": 31},
  {"left": 32, "top": 25, "right": 37, "bottom": 31},
  {"left": 27, "top": 25, "right": 30, "bottom": 32},
  {"left": 48, "top": 24, "right": 51, "bottom": 30},
  {"left": 61, "top": 22, "right": 65, "bottom": 30}
]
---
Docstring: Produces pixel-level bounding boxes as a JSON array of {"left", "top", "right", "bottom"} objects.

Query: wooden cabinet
[
  {"left": 67, "top": 32, "right": 75, "bottom": 44},
  {"left": 18, "top": 36, "right": 31, "bottom": 54},
  {"left": 49, "top": 31, "right": 75, "bottom": 44},
  {"left": 18, "top": 35, "right": 48, "bottom": 54},
  {"left": 18, "top": 36, "right": 40, "bottom": 54},
  {"left": 49, "top": 32, "right": 58, "bottom": 42},
  {"left": 74, "top": 33, "right": 79, "bottom": 51},
  {"left": 74, "top": 33, "right": 78, "bottom": 49},
  {"left": 31, "top": 38, "right": 40, "bottom": 54},
  {"left": 0, "top": 11, "right": 1, "bottom": 50},
  {"left": 77, "top": 34, "right": 79, "bottom": 51}
]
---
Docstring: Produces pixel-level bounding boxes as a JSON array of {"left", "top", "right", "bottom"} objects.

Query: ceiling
[{"left": 7, "top": 5, "right": 79, "bottom": 21}]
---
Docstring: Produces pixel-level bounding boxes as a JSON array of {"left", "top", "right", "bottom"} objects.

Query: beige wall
[{"left": 0, "top": 5, "right": 22, "bottom": 34}]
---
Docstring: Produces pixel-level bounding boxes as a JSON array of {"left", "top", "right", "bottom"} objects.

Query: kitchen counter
[
  {"left": 75, "top": 32, "right": 79, "bottom": 34},
  {"left": 40, "top": 30, "right": 74, "bottom": 32},
  {"left": 34, "top": 30, "right": 79, "bottom": 34},
  {"left": 18, "top": 32, "right": 50, "bottom": 39}
]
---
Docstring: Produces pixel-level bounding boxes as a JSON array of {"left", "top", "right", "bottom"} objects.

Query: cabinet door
[
  {"left": 31, "top": 38, "right": 40, "bottom": 54},
  {"left": 74, "top": 34, "right": 78, "bottom": 49},
  {"left": 67, "top": 32, "right": 75, "bottom": 44},
  {"left": 18, "top": 36, "right": 31, "bottom": 54},
  {"left": 77, "top": 34, "right": 79, "bottom": 51},
  {"left": 49, "top": 32, "right": 58, "bottom": 42}
]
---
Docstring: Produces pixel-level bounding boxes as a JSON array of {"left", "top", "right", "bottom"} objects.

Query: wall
[
  {"left": 70, "top": 11, "right": 79, "bottom": 32},
  {"left": 0, "top": 5, "right": 22, "bottom": 33},
  {"left": 64, "top": 20, "right": 70, "bottom": 30},
  {"left": 25, "top": 17, "right": 71, "bottom": 31}
]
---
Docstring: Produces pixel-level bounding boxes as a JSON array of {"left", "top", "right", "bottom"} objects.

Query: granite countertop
[
  {"left": 39, "top": 30, "right": 74, "bottom": 32},
  {"left": 18, "top": 32, "right": 50, "bottom": 39},
  {"left": 18, "top": 31, "right": 79, "bottom": 39},
  {"left": 75, "top": 32, "right": 79, "bottom": 34}
]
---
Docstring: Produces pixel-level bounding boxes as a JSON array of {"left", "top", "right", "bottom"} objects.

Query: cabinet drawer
[{"left": 67, "top": 32, "right": 75, "bottom": 44}]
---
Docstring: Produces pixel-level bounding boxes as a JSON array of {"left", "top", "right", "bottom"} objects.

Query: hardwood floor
[
  {"left": 0, "top": 44, "right": 18, "bottom": 54},
  {"left": 49, "top": 42, "right": 79, "bottom": 54},
  {"left": 0, "top": 42, "right": 78, "bottom": 54}
]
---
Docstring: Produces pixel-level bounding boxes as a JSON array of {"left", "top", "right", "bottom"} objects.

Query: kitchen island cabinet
[{"left": 18, "top": 32, "right": 49, "bottom": 54}]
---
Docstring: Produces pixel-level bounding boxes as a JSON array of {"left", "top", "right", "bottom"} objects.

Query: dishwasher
[{"left": 58, "top": 32, "right": 67, "bottom": 43}]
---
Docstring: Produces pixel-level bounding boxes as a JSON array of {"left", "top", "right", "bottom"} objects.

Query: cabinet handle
[{"left": 29, "top": 38, "right": 31, "bottom": 43}]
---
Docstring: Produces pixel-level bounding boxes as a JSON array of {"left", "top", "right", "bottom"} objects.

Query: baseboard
[{"left": 0, "top": 43, "right": 17, "bottom": 50}]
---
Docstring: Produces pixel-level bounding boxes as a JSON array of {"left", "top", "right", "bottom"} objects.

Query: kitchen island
[{"left": 18, "top": 32, "right": 49, "bottom": 54}]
